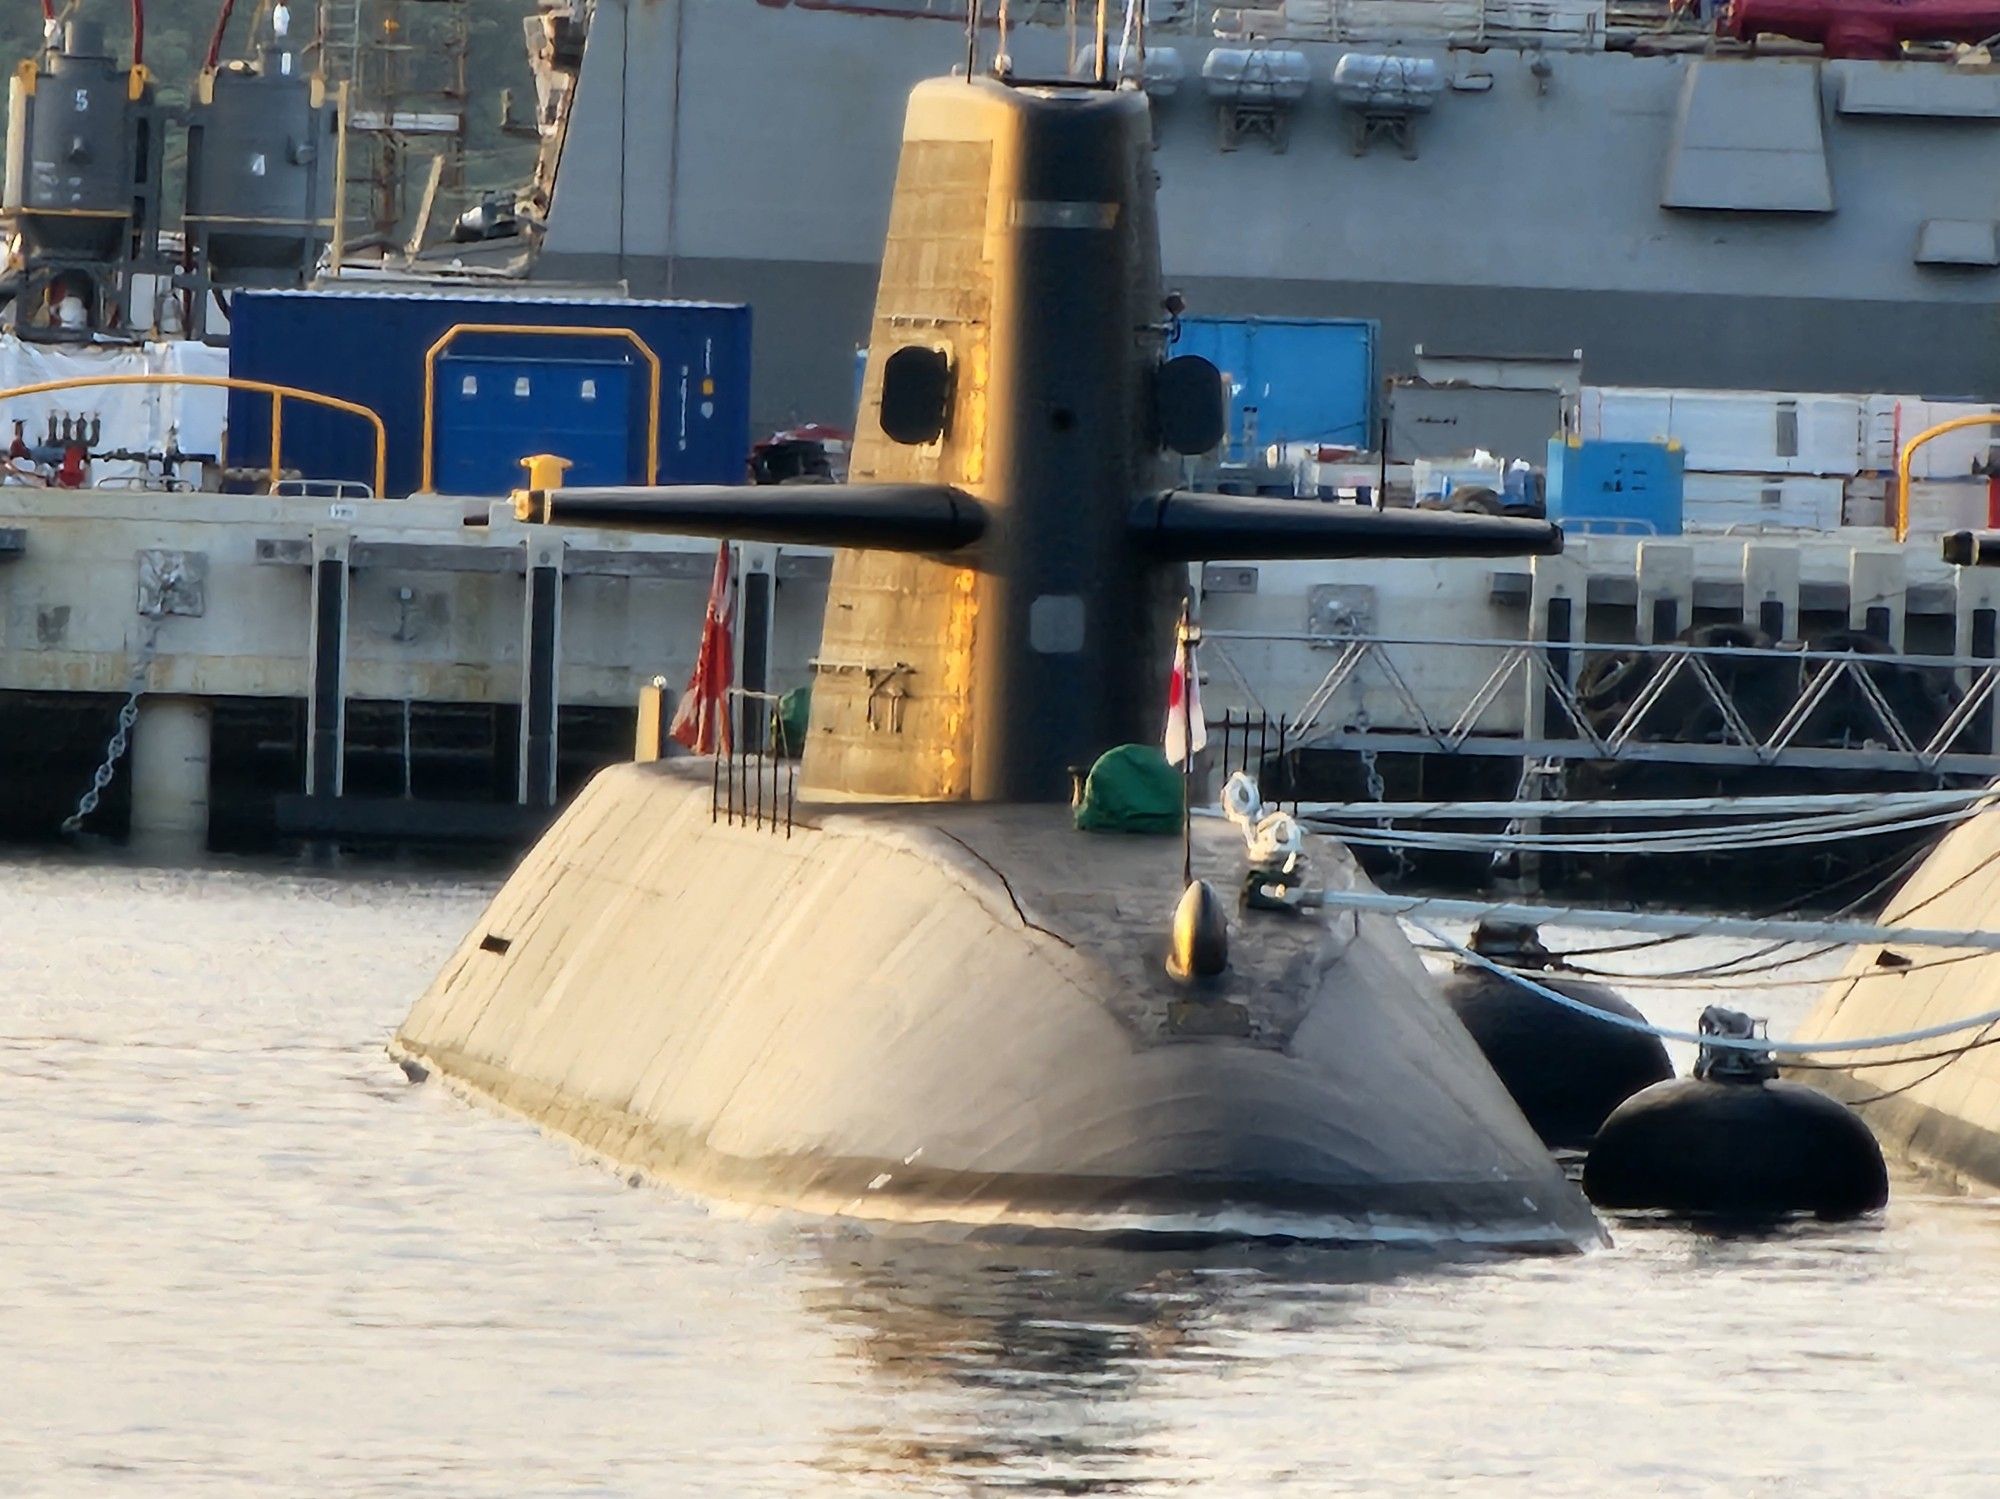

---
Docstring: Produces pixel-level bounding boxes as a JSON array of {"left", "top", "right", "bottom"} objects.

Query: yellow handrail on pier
[
  {"left": 0, "top": 373, "right": 388, "bottom": 498},
  {"left": 1898, "top": 413, "right": 2000, "bottom": 543},
  {"left": 419, "top": 323, "right": 663, "bottom": 494}
]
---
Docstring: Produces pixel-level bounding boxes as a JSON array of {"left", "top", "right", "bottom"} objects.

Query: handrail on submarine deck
[
  {"left": 715, "top": 687, "right": 801, "bottom": 837},
  {"left": 0, "top": 373, "right": 388, "bottom": 498}
]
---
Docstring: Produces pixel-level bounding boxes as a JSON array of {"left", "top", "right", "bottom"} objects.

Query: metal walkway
[{"left": 1206, "top": 631, "right": 2000, "bottom": 778}]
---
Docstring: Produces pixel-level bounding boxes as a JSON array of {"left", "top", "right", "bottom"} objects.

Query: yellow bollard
[
  {"left": 635, "top": 677, "right": 671, "bottom": 763},
  {"left": 520, "top": 452, "right": 574, "bottom": 490},
  {"left": 513, "top": 453, "right": 573, "bottom": 523}
]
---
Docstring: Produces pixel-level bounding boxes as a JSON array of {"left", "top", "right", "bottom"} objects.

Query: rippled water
[{"left": 6, "top": 855, "right": 2000, "bottom": 1496}]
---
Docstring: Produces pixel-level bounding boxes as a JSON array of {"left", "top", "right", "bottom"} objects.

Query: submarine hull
[
  {"left": 1792, "top": 806, "right": 2000, "bottom": 1190},
  {"left": 393, "top": 761, "right": 1600, "bottom": 1248}
]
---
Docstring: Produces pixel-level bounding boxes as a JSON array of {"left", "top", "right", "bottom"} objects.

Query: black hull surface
[{"left": 394, "top": 762, "right": 1601, "bottom": 1249}]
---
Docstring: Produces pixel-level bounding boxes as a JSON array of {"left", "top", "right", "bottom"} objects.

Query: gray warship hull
[
  {"left": 392, "top": 762, "right": 1600, "bottom": 1247},
  {"left": 533, "top": 1, "right": 2000, "bottom": 430}
]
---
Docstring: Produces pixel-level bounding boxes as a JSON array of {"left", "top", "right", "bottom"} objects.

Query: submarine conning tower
[
  {"left": 519, "top": 74, "right": 1559, "bottom": 803},
  {"left": 822, "top": 78, "right": 1171, "bottom": 802}
]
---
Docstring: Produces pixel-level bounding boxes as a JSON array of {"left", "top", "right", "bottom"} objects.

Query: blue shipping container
[
  {"left": 1168, "top": 316, "right": 1378, "bottom": 457},
  {"left": 227, "top": 290, "right": 752, "bottom": 496},
  {"left": 1545, "top": 438, "right": 1685, "bottom": 537}
]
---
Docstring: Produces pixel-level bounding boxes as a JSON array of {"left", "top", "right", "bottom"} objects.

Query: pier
[
  {"left": 1198, "top": 532, "right": 2000, "bottom": 797},
  {"left": 0, "top": 485, "right": 825, "bottom": 847},
  {"left": 7, "top": 486, "right": 2000, "bottom": 853}
]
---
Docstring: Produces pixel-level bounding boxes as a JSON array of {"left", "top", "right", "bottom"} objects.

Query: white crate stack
[
  {"left": 1577, "top": 386, "right": 1997, "bottom": 534},
  {"left": 1682, "top": 474, "right": 1844, "bottom": 533}
]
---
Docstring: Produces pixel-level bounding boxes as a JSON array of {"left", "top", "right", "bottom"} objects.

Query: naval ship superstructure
[{"left": 517, "top": 0, "right": 2000, "bottom": 431}]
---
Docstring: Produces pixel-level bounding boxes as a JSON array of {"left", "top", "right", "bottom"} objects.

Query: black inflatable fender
[
  {"left": 1583, "top": 1077, "right": 1888, "bottom": 1220},
  {"left": 1439, "top": 968, "right": 1673, "bottom": 1151}
]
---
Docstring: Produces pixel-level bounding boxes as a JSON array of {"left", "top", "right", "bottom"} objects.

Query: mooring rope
[
  {"left": 1410, "top": 943, "right": 1993, "bottom": 991},
  {"left": 1307, "top": 804, "right": 1984, "bottom": 857},
  {"left": 1551, "top": 841, "right": 1933, "bottom": 962},
  {"left": 1414, "top": 919, "right": 2000, "bottom": 1057},
  {"left": 1320, "top": 889, "right": 2000, "bottom": 953},
  {"left": 1298, "top": 787, "right": 2000, "bottom": 823}
]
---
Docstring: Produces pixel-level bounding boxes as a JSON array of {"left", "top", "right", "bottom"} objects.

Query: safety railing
[
  {"left": 1214, "top": 709, "right": 1304, "bottom": 812},
  {"left": 1897, "top": 412, "right": 2000, "bottom": 543},
  {"left": 419, "top": 323, "right": 662, "bottom": 494},
  {"left": 711, "top": 688, "right": 799, "bottom": 836},
  {"left": 1201, "top": 0, "right": 1605, "bottom": 48},
  {"left": 1203, "top": 630, "right": 2000, "bottom": 777},
  {"left": 0, "top": 373, "right": 387, "bottom": 497}
]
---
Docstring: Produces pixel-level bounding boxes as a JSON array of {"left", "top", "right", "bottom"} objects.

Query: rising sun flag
[{"left": 670, "top": 542, "right": 736, "bottom": 755}]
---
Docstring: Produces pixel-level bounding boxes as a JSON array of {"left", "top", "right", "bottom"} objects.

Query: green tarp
[
  {"left": 774, "top": 686, "right": 811, "bottom": 758},
  {"left": 1074, "top": 744, "right": 1184, "bottom": 835}
]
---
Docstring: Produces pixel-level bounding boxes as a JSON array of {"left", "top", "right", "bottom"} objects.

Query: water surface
[{"left": 4, "top": 857, "right": 1997, "bottom": 1496}]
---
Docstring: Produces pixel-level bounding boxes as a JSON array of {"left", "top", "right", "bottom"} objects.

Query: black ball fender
[
  {"left": 1440, "top": 968, "right": 1673, "bottom": 1150},
  {"left": 1582, "top": 1077, "right": 1888, "bottom": 1220}
]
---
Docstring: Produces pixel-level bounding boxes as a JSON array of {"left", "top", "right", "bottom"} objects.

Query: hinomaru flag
[{"left": 1164, "top": 626, "right": 1206, "bottom": 767}]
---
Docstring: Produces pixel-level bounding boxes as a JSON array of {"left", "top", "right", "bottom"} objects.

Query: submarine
[{"left": 391, "top": 56, "right": 1603, "bottom": 1248}]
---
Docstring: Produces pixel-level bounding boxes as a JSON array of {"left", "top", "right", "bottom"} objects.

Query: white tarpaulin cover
[
  {"left": 0, "top": 338, "right": 230, "bottom": 486},
  {"left": 1580, "top": 387, "right": 1865, "bottom": 478}
]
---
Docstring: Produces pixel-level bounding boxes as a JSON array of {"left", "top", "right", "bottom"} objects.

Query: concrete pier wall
[
  {"left": 0, "top": 486, "right": 1974, "bottom": 732},
  {"left": 0, "top": 488, "right": 831, "bottom": 838},
  {"left": 3, "top": 482, "right": 1991, "bottom": 845},
  {"left": 0, "top": 490, "right": 827, "bottom": 707}
]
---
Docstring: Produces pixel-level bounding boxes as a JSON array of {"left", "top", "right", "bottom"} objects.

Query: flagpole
[{"left": 1179, "top": 599, "right": 1195, "bottom": 888}]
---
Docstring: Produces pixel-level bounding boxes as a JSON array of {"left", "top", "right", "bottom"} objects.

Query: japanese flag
[{"left": 1165, "top": 627, "right": 1206, "bottom": 767}]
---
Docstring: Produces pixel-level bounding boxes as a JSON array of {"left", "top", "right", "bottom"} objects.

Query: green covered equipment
[
  {"left": 1074, "top": 744, "right": 1184, "bottom": 835},
  {"left": 773, "top": 686, "right": 812, "bottom": 758}
]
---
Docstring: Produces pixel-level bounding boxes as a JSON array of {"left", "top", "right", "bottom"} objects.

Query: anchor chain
[
  {"left": 1360, "top": 747, "right": 1386, "bottom": 806},
  {"left": 1355, "top": 709, "right": 1387, "bottom": 802},
  {"left": 62, "top": 615, "right": 164, "bottom": 835},
  {"left": 1353, "top": 710, "right": 1411, "bottom": 879},
  {"left": 1492, "top": 754, "right": 1565, "bottom": 878}
]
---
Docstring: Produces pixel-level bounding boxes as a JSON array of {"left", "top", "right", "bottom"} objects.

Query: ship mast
[{"left": 964, "top": 0, "right": 1121, "bottom": 85}]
